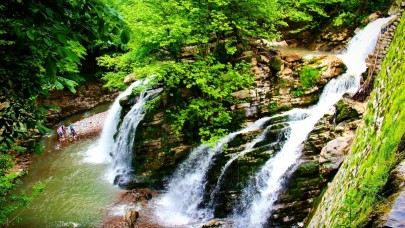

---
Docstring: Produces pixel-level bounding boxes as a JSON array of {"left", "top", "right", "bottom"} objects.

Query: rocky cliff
[
  {"left": 309, "top": 10, "right": 405, "bottom": 227},
  {"left": 37, "top": 81, "right": 117, "bottom": 125},
  {"left": 127, "top": 48, "right": 345, "bottom": 188}
]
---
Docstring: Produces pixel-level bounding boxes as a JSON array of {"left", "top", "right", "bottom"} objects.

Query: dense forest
[{"left": 0, "top": 0, "right": 395, "bottom": 226}]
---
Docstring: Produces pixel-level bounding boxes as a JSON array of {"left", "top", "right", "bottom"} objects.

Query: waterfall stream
[
  {"left": 152, "top": 16, "right": 394, "bottom": 227},
  {"left": 84, "top": 80, "right": 142, "bottom": 165},
  {"left": 154, "top": 117, "right": 271, "bottom": 226},
  {"left": 110, "top": 87, "right": 162, "bottom": 186},
  {"left": 83, "top": 78, "right": 163, "bottom": 187},
  {"left": 231, "top": 16, "right": 394, "bottom": 227}
]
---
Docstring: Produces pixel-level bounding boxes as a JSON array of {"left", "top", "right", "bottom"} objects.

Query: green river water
[{"left": 9, "top": 106, "right": 124, "bottom": 227}]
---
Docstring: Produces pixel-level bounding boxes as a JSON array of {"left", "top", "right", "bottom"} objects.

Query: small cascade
[
  {"left": 230, "top": 16, "right": 395, "bottom": 227},
  {"left": 111, "top": 87, "right": 163, "bottom": 186},
  {"left": 83, "top": 81, "right": 142, "bottom": 164},
  {"left": 207, "top": 123, "right": 281, "bottom": 208},
  {"left": 154, "top": 117, "right": 271, "bottom": 226}
]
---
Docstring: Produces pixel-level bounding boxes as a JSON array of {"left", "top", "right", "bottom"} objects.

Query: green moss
[
  {"left": 335, "top": 100, "right": 360, "bottom": 123},
  {"left": 295, "top": 160, "right": 319, "bottom": 176},
  {"left": 268, "top": 103, "right": 279, "bottom": 115},
  {"left": 300, "top": 66, "right": 320, "bottom": 88},
  {"left": 311, "top": 15, "right": 405, "bottom": 227},
  {"left": 291, "top": 88, "right": 304, "bottom": 97},
  {"left": 268, "top": 57, "right": 283, "bottom": 71}
]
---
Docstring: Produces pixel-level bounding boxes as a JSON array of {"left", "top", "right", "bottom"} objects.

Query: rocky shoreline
[{"left": 57, "top": 111, "right": 107, "bottom": 143}]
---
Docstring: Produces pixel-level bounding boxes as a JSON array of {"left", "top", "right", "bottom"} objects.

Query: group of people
[{"left": 57, "top": 124, "right": 77, "bottom": 141}]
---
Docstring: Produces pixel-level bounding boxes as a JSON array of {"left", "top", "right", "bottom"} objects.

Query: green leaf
[
  {"left": 57, "top": 34, "right": 67, "bottom": 44},
  {"left": 34, "top": 142, "right": 43, "bottom": 155},
  {"left": 120, "top": 30, "right": 130, "bottom": 44},
  {"left": 26, "top": 31, "right": 35, "bottom": 41},
  {"left": 57, "top": 77, "right": 77, "bottom": 93},
  {"left": 46, "top": 59, "right": 57, "bottom": 77},
  {"left": 55, "top": 80, "right": 64, "bottom": 90},
  {"left": 43, "top": 38, "right": 52, "bottom": 47},
  {"left": 36, "top": 123, "right": 51, "bottom": 135},
  {"left": 64, "top": 49, "right": 80, "bottom": 64}
]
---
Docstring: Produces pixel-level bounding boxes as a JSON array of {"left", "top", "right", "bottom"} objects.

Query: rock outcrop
[
  {"left": 37, "top": 82, "right": 117, "bottom": 125},
  {"left": 309, "top": 10, "right": 405, "bottom": 227},
  {"left": 268, "top": 98, "right": 364, "bottom": 227},
  {"left": 381, "top": 161, "right": 405, "bottom": 227},
  {"left": 319, "top": 136, "right": 355, "bottom": 176},
  {"left": 231, "top": 49, "right": 345, "bottom": 122},
  {"left": 125, "top": 48, "right": 345, "bottom": 187}
]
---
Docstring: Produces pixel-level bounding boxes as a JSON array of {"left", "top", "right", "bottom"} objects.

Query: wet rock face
[
  {"left": 319, "top": 136, "right": 355, "bottom": 176},
  {"left": 37, "top": 82, "right": 118, "bottom": 125},
  {"left": 231, "top": 50, "right": 345, "bottom": 121},
  {"left": 124, "top": 210, "right": 139, "bottom": 228},
  {"left": 123, "top": 42, "right": 346, "bottom": 189},
  {"left": 269, "top": 98, "right": 365, "bottom": 227}
]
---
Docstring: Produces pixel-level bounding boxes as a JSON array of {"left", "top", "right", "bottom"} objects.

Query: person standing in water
[
  {"left": 57, "top": 126, "right": 63, "bottom": 141},
  {"left": 69, "top": 123, "right": 77, "bottom": 140}
]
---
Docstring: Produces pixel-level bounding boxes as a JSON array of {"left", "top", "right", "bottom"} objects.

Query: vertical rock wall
[{"left": 309, "top": 10, "right": 405, "bottom": 227}]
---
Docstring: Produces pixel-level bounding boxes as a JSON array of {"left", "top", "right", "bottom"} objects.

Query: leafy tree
[
  {"left": 99, "top": 0, "right": 288, "bottom": 142},
  {"left": 0, "top": 0, "right": 127, "bottom": 225}
]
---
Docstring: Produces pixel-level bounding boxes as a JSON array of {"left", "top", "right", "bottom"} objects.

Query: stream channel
[
  {"left": 9, "top": 14, "right": 390, "bottom": 225},
  {"left": 9, "top": 104, "right": 124, "bottom": 227}
]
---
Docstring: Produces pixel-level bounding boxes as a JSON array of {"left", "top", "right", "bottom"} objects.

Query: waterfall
[
  {"left": 111, "top": 86, "right": 162, "bottom": 186},
  {"left": 83, "top": 80, "right": 142, "bottom": 164},
  {"left": 154, "top": 117, "right": 271, "bottom": 227},
  {"left": 231, "top": 16, "right": 394, "bottom": 227},
  {"left": 207, "top": 123, "right": 281, "bottom": 208}
]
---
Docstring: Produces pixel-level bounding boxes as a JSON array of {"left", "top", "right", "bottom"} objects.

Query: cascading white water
[
  {"left": 111, "top": 87, "right": 163, "bottom": 185},
  {"left": 231, "top": 16, "right": 394, "bottom": 227},
  {"left": 207, "top": 123, "right": 281, "bottom": 208},
  {"left": 154, "top": 117, "right": 271, "bottom": 226},
  {"left": 83, "top": 81, "right": 142, "bottom": 164}
]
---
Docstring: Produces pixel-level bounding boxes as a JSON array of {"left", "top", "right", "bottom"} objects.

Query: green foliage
[
  {"left": 300, "top": 66, "right": 320, "bottom": 88},
  {"left": 0, "top": 178, "right": 45, "bottom": 226},
  {"left": 100, "top": 0, "right": 285, "bottom": 142},
  {"left": 0, "top": 0, "right": 127, "bottom": 149},
  {"left": 162, "top": 57, "right": 254, "bottom": 142},
  {"left": 0, "top": 0, "right": 127, "bottom": 225},
  {"left": 268, "top": 103, "right": 280, "bottom": 115},
  {"left": 331, "top": 0, "right": 394, "bottom": 27},
  {"left": 291, "top": 88, "right": 304, "bottom": 97}
]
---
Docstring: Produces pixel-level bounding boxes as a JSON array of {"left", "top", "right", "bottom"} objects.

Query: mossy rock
[
  {"left": 294, "top": 160, "right": 320, "bottom": 176},
  {"left": 268, "top": 57, "right": 283, "bottom": 71},
  {"left": 335, "top": 99, "right": 362, "bottom": 124}
]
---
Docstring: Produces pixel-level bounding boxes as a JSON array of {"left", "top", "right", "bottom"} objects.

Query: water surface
[{"left": 10, "top": 120, "right": 123, "bottom": 227}]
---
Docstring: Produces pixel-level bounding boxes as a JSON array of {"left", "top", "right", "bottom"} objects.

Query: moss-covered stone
[
  {"left": 335, "top": 99, "right": 363, "bottom": 124},
  {"left": 268, "top": 57, "right": 283, "bottom": 71},
  {"left": 295, "top": 160, "right": 320, "bottom": 176},
  {"left": 309, "top": 14, "right": 405, "bottom": 227}
]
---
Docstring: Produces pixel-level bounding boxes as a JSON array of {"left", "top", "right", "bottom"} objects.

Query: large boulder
[
  {"left": 319, "top": 135, "right": 355, "bottom": 176},
  {"left": 335, "top": 98, "right": 366, "bottom": 124}
]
